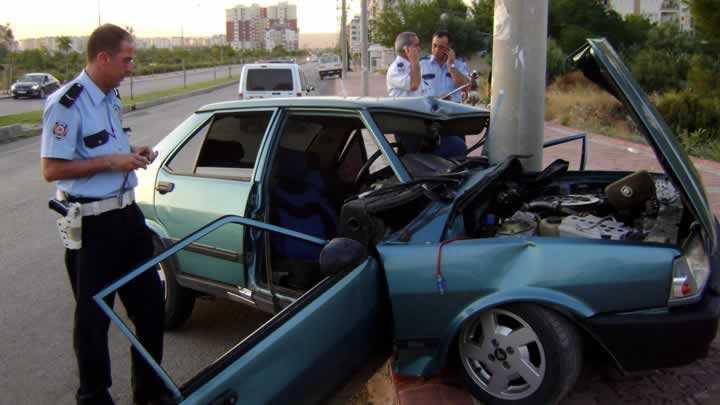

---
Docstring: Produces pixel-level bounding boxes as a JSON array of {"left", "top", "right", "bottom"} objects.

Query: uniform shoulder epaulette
[
  {"left": 113, "top": 88, "right": 121, "bottom": 99},
  {"left": 420, "top": 55, "right": 430, "bottom": 60},
  {"left": 59, "top": 83, "right": 84, "bottom": 108}
]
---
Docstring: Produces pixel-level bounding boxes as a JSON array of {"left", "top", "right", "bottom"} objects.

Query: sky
[{"left": 4, "top": 0, "right": 364, "bottom": 39}]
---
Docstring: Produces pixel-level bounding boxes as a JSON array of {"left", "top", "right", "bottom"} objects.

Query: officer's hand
[
  {"left": 107, "top": 153, "right": 151, "bottom": 171},
  {"left": 406, "top": 46, "right": 420, "bottom": 64},
  {"left": 447, "top": 48, "right": 456, "bottom": 66},
  {"left": 132, "top": 145, "right": 159, "bottom": 163}
]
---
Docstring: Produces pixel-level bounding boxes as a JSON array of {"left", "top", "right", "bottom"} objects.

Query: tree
[
  {"left": 469, "top": 0, "right": 494, "bottom": 34},
  {"left": 686, "top": 0, "right": 720, "bottom": 45},
  {"left": 370, "top": 0, "right": 488, "bottom": 57},
  {"left": 0, "top": 23, "right": 14, "bottom": 63},
  {"left": 549, "top": 0, "right": 626, "bottom": 52}
]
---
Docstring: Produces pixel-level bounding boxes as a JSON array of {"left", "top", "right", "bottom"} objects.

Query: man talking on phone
[
  {"left": 386, "top": 32, "right": 423, "bottom": 97},
  {"left": 420, "top": 31, "right": 469, "bottom": 103}
]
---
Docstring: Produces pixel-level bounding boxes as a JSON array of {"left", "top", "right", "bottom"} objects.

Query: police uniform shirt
[
  {"left": 420, "top": 55, "right": 469, "bottom": 103},
  {"left": 41, "top": 70, "right": 136, "bottom": 199},
  {"left": 386, "top": 55, "right": 423, "bottom": 97}
]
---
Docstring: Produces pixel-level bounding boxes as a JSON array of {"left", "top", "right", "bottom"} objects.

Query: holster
[{"left": 49, "top": 192, "right": 83, "bottom": 250}]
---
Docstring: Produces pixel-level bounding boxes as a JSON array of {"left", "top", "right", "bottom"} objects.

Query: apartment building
[
  {"left": 607, "top": 0, "right": 693, "bottom": 31},
  {"left": 225, "top": 2, "right": 299, "bottom": 50}
]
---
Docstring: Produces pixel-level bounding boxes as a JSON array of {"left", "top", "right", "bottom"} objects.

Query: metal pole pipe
[
  {"left": 341, "top": 0, "right": 348, "bottom": 77},
  {"left": 487, "top": 0, "right": 548, "bottom": 172},
  {"left": 361, "top": 0, "right": 369, "bottom": 96}
]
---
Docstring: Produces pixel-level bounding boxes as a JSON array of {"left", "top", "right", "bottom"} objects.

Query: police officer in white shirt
[
  {"left": 386, "top": 31, "right": 422, "bottom": 97},
  {"left": 420, "top": 31, "right": 469, "bottom": 103},
  {"left": 417, "top": 31, "right": 469, "bottom": 158}
]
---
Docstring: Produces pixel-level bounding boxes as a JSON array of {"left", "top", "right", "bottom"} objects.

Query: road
[
  {"left": 1, "top": 68, "right": 720, "bottom": 405},
  {"left": 0, "top": 65, "right": 242, "bottom": 116}
]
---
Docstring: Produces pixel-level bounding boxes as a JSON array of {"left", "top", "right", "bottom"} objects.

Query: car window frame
[{"left": 162, "top": 108, "right": 278, "bottom": 182}]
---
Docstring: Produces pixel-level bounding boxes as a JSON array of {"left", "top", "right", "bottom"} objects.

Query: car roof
[
  {"left": 243, "top": 63, "right": 298, "bottom": 69},
  {"left": 197, "top": 96, "right": 490, "bottom": 118}
]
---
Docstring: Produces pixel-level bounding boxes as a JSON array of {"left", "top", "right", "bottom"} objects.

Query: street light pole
[
  {"left": 487, "top": 0, "right": 548, "bottom": 172},
  {"left": 340, "top": 0, "right": 347, "bottom": 77},
  {"left": 361, "top": 0, "right": 368, "bottom": 96}
]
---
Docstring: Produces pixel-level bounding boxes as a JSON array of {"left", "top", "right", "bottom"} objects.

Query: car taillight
[
  {"left": 296, "top": 92, "right": 302, "bottom": 97},
  {"left": 669, "top": 228, "right": 711, "bottom": 305},
  {"left": 238, "top": 93, "right": 243, "bottom": 99}
]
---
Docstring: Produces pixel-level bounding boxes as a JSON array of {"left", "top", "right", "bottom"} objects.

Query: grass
[
  {"left": 545, "top": 72, "right": 720, "bottom": 162},
  {"left": 0, "top": 110, "right": 43, "bottom": 127},
  {"left": 0, "top": 75, "right": 238, "bottom": 127}
]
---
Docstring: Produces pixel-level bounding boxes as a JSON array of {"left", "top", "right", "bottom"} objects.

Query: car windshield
[
  {"left": 21, "top": 75, "right": 44, "bottom": 83},
  {"left": 319, "top": 55, "right": 339, "bottom": 64},
  {"left": 246, "top": 69, "right": 293, "bottom": 91}
]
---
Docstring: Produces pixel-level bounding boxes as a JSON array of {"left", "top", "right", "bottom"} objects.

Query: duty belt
[{"left": 56, "top": 189, "right": 135, "bottom": 216}]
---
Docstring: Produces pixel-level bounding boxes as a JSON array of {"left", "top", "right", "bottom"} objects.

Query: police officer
[
  {"left": 40, "top": 24, "right": 168, "bottom": 405},
  {"left": 420, "top": 31, "right": 469, "bottom": 102},
  {"left": 386, "top": 31, "right": 423, "bottom": 97},
  {"left": 418, "top": 31, "right": 470, "bottom": 158}
]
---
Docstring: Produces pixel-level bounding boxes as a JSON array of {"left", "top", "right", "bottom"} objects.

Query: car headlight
[
  {"left": 32, "top": 84, "right": 40, "bottom": 90},
  {"left": 10, "top": 84, "right": 16, "bottom": 91},
  {"left": 669, "top": 228, "right": 710, "bottom": 305}
]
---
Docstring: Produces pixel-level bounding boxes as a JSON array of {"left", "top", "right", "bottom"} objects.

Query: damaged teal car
[{"left": 97, "top": 39, "right": 720, "bottom": 405}]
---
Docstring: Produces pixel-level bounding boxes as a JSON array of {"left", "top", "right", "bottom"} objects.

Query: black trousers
[{"left": 65, "top": 203, "right": 165, "bottom": 404}]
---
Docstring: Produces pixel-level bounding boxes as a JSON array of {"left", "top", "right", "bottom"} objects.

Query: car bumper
[
  {"left": 586, "top": 228, "right": 720, "bottom": 372},
  {"left": 12, "top": 89, "right": 41, "bottom": 97},
  {"left": 320, "top": 70, "right": 341, "bottom": 76}
]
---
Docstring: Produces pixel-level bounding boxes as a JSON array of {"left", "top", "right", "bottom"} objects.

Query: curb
[
  {"left": 122, "top": 80, "right": 236, "bottom": 114},
  {"left": 0, "top": 124, "right": 27, "bottom": 143}
]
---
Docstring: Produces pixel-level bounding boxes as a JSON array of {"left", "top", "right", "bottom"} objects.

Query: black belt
[{"left": 67, "top": 195, "right": 111, "bottom": 204}]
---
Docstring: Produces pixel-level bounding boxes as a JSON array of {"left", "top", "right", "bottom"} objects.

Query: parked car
[
  {"left": 102, "top": 39, "right": 719, "bottom": 405},
  {"left": 317, "top": 53, "right": 342, "bottom": 80},
  {"left": 10, "top": 73, "right": 60, "bottom": 99},
  {"left": 237, "top": 62, "right": 314, "bottom": 100}
]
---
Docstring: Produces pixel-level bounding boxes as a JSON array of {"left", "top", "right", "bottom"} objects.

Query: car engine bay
[{"left": 464, "top": 161, "right": 687, "bottom": 245}]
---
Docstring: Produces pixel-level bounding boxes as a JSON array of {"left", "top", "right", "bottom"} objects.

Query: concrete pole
[
  {"left": 487, "top": 0, "right": 548, "bottom": 172},
  {"left": 361, "top": 0, "right": 369, "bottom": 96},
  {"left": 341, "top": 0, "right": 348, "bottom": 77}
]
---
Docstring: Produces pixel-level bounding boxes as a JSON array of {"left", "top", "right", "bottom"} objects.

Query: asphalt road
[
  {"left": 0, "top": 66, "right": 337, "bottom": 404},
  {"left": 0, "top": 65, "right": 242, "bottom": 116}
]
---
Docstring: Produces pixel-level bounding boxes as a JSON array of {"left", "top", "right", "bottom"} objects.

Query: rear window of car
[
  {"left": 246, "top": 69, "right": 293, "bottom": 91},
  {"left": 319, "top": 55, "right": 339, "bottom": 64}
]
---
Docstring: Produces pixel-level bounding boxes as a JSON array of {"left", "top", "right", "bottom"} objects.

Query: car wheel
[
  {"left": 12, "top": 94, "right": 18, "bottom": 99},
  {"left": 458, "top": 304, "right": 582, "bottom": 405},
  {"left": 153, "top": 237, "right": 196, "bottom": 330}
]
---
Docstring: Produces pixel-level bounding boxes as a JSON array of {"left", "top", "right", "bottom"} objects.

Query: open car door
[{"left": 95, "top": 216, "right": 388, "bottom": 404}]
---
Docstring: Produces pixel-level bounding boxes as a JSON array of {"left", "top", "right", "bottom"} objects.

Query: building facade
[
  {"left": 225, "top": 2, "right": 299, "bottom": 50},
  {"left": 607, "top": 0, "right": 693, "bottom": 31}
]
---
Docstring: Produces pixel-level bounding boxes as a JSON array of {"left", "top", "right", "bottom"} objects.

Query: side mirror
[{"left": 319, "top": 238, "right": 367, "bottom": 276}]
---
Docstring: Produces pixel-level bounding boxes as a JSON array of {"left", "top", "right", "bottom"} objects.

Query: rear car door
[
  {"left": 95, "top": 217, "right": 388, "bottom": 404},
  {"left": 154, "top": 109, "right": 276, "bottom": 287}
]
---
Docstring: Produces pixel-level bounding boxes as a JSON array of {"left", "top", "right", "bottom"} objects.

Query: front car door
[
  {"left": 154, "top": 109, "right": 276, "bottom": 287},
  {"left": 94, "top": 217, "right": 388, "bottom": 404}
]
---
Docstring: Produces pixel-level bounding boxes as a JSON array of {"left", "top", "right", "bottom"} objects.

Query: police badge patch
[{"left": 53, "top": 121, "right": 68, "bottom": 140}]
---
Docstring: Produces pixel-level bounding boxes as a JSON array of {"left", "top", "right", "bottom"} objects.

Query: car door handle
[{"left": 155, "top": 181, "right": 175, "bottom": 194}]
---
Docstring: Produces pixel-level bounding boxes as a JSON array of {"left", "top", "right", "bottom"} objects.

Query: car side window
[
  {"left": 194, "top": 111, "right": 272, "bottom": 180},
  {"left": 165, "top": 111, "right": 272, "bottom": 179}
]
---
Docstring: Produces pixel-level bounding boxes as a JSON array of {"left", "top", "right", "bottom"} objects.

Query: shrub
[{"left": 655, "top": 90, "right": 720, "bottom": 134}]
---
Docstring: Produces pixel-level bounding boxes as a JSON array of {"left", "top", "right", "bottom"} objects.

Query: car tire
[
  {"left": 153, "top": 237, "right": 196, "bottom": 330},
  {"left": 457, "top": 304, "right": 582, "bottom": 405},
  {"left": 12, "top": 94, "right": 18, "bottom": 99}
]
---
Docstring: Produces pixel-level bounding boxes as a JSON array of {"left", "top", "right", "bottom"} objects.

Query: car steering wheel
[{"left": 354, "top": 142, "right": 405, "bottom": 188}]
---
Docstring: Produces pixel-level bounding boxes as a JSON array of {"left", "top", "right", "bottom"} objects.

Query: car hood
[{"left": 570, "top": 38, "right": 717, "bottom": 253}]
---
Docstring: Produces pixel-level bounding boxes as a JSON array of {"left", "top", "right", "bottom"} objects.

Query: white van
[
  {"left": 238, "top": 62, "right": 314, "bottom": 100},
  {"left": 317, "top": 54, "right": 342, "bottom": 80}
]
